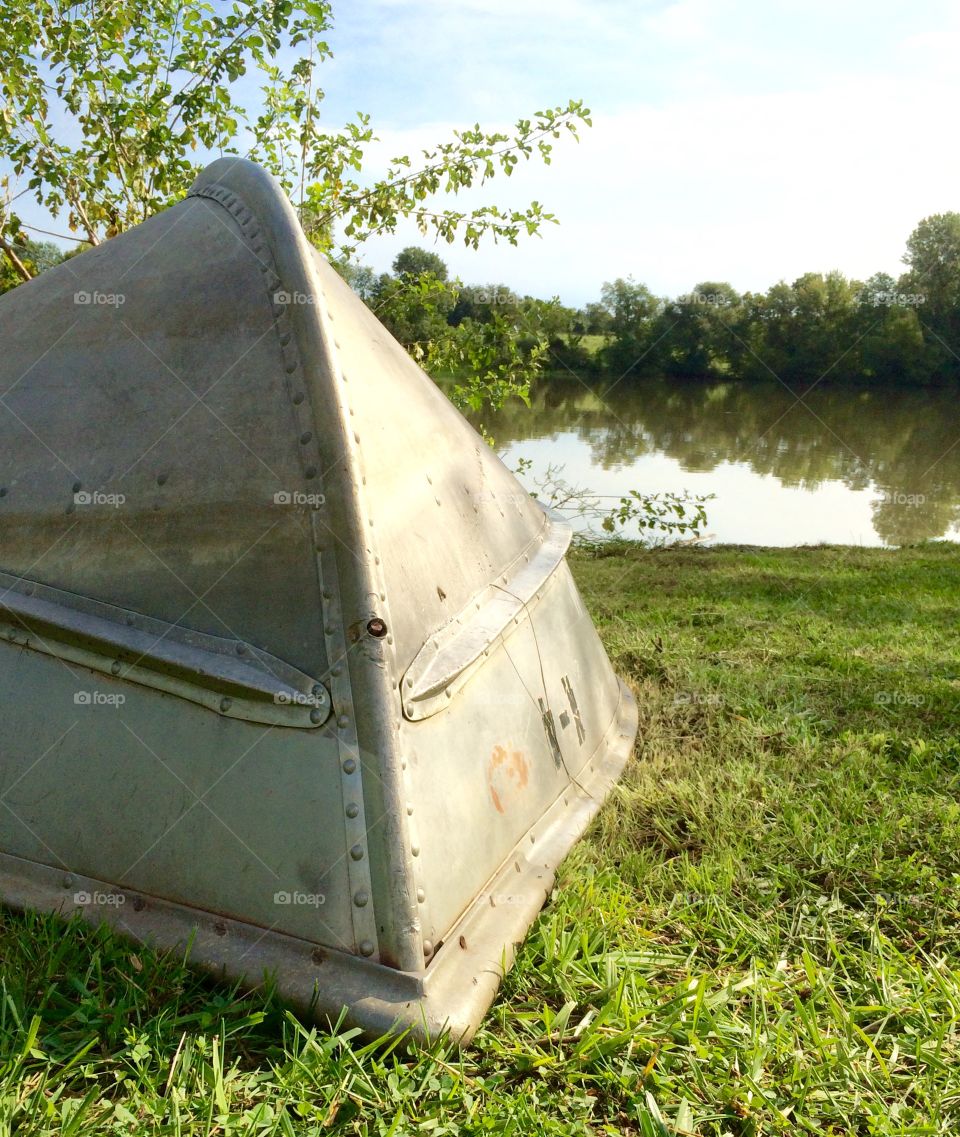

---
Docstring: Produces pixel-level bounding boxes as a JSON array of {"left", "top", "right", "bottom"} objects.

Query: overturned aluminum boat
[{"left": 0, "top": 158, "right": 637, "bottom": 1042}]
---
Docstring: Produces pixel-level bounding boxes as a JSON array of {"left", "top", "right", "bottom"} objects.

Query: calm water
[{"left": 478, "top": 376, "right": 960, "bottom": 546}]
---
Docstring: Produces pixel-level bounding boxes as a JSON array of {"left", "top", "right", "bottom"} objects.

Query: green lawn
[
  {"left": 2, "top": 543, "right": 959, "bottom": 1134},
  {"left": 574, "top": 334, "right": 611, "bottom": 357},
  {"left": 557, "top": 333, "right": 610, "bottom": 358}
]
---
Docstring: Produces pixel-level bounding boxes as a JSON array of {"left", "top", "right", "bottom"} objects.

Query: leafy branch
[
  {"left": 515, "top": 462, "right": 714, "bottom": 544},
  {"left": 0, "top": 0, "right": 589, "bottom": 276}
]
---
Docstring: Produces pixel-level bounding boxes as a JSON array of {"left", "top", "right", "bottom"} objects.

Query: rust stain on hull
[{"left": 487, "top": 744, "right": 529, "bottom": 813}]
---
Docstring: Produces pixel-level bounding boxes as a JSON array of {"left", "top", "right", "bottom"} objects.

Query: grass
[
  {"left": 569, "top": 334, "right": 611, "bottom": 357},
  {"left": 2, "top": 542, "right": 960, "bottom": 1134}
]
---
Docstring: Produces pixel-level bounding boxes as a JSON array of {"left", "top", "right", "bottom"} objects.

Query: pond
[{"left": 477, "top": 375, "right": 960, "bottom": 546}]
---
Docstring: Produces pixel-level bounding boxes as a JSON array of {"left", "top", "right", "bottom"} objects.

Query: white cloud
[
  {"left": 642, "top": 0, "right": 710, "bottom": 42},
  {"left": 351, "top": 67, "right": 960, "bottom": 306},
  {"left": 8, "top": 0, "right": 959, "bottom": 312}
]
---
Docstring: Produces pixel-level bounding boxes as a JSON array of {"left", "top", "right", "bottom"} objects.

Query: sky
[
  {"left": 10, "top": 1, "right": 960, "bottom": 307},
  {"left": 307, "top": 0, "right": 960, "bottom": 305}
]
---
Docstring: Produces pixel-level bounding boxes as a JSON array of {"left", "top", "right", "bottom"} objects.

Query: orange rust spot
[{"left": 487, "top": 744, "right": 529, "bottom": 813}]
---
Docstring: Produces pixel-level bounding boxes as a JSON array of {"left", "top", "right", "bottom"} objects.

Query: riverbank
[{"left": 1, "top": 543, "right": 958, "bottom": 1133}]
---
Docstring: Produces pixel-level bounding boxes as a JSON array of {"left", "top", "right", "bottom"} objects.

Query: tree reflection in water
[{"left": 472, "top": 375, "right": 960, "bottom": 545}]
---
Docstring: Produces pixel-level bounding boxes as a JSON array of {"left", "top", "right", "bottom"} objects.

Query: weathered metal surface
[
  {"left": 0, "top": 157, "right": 637, "bottom": 1042},
  {"left": 402, "top": 515, "right": 572, "bottom": 718},
  {"left": 0, "top": 571, "right": 330, "bottom": 727},
  {"left": 0, "top": 644, "right": 356, "bottom": 946}
]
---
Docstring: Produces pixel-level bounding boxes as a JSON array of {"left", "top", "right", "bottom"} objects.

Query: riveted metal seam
[
  {"left": 188, "top": 182, "right": 379, "bottom": 957},
  {"left": 308, "top": 277, "right": 427, "bottom": 968},
  {"left": 188, "top": 162, "right": 421, "bottom": 970}
]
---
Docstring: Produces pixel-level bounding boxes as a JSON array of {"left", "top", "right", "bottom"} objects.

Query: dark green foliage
[
  {"left": 587, "top": 213, "right": 960, "bottom": 389},
  {"left": 392, "top": 247, "right": 449, "bottom": 282},
  {"left": 357, "top": 212, "right": 960, "bottom": 394},
  {"left": 0, "top": 238, "right": 65, "bottom": 294}
]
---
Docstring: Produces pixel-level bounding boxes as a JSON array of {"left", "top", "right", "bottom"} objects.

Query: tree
[
  {"left": 335, "top": 260, "right": 378, "bottom": 302},
  {"left": 371, "top": 271, "right": 456, "bottom": 351},
  {"left": 902, "top": 213, "right": 960, "bottom": 321},
  {"left": 656, "top": 281, "right": 741, "bottom": 378},
  {"left": 449, "top": 283, "right": 521, "bottom": 326},
  {"left": 577, "top": 302, "right": 613, "bottom": 336},
  {"left": 367, "top": 248, "right": 454, "bottom": 350},
  {"left": 597, "top": 277, "right": 662, "bottom": 377},
  {"left": 729, "top": 272, "right": 862, "bottom": 387},
  {"left": 855, "top": 273, "right": 928, "bottom": 384},
  {"left": 791, "top": 271, "right": 861, "bottom": 386},
  {"left": 392, "top": 247, "right": 449, "bottom": 282},
  {"left": 519, "top": 296, "right": 586, "bottom": 370},
  {"left": 424, "top": 311, "right": 546, "bottom": 415},
  {"left": 901, "top": 213, "right": 960, "bottom": 380},
  {"left": 0, "top": 253, "right": 20, "bottom": 295},
  {"left": 0, "top": 236, "right": 64, "bottom": 294},
  {"left": 0, "top": 0, "right": 590, "bottom": 280}
]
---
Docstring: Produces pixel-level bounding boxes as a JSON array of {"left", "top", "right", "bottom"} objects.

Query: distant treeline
[
  {"left": 342, "top": 212, "right": 960, "bottom": 388},
  {"left": 8, "top": 212, "right": 960, "bottom": 388}
]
